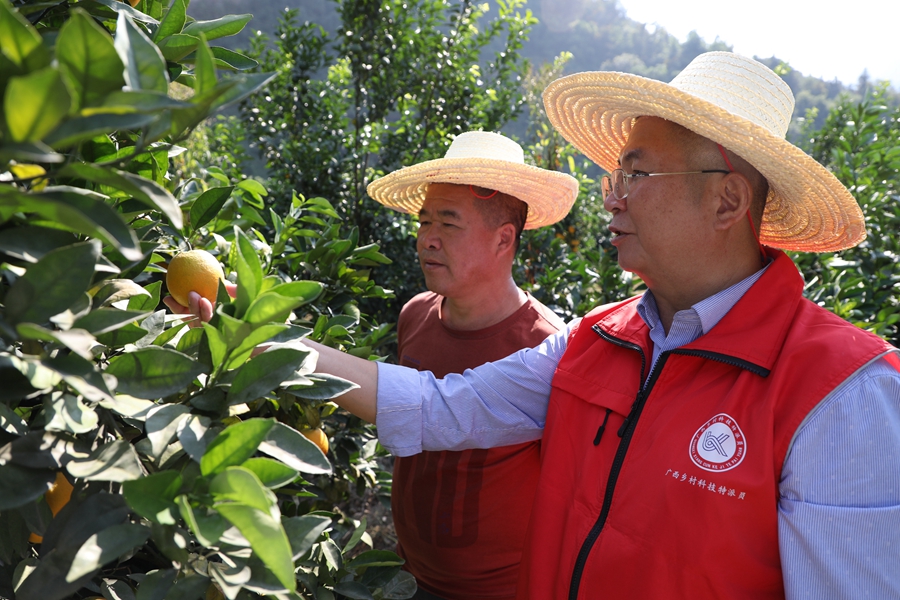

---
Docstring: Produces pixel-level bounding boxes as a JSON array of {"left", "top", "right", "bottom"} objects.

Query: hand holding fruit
[{"left": 162, "top": 250, "right": 236, "bottom": 326}]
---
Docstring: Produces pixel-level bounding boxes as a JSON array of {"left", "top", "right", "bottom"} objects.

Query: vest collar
[{"left": 593, "top": 249, "right": 802, "bottom": 374}]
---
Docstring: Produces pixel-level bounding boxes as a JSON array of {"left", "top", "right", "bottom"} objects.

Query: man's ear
[
  {"left": 496, "top": 222, "right": 517, "bottom": 256},
  {"left": 714, "top": 172, "right": 754, "bottom": 231}
]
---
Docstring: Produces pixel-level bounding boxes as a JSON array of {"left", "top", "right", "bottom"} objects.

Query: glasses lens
[
  {"left": 601, "top": 175, "right": 613, "bottom": 200},
  {"left": 613, "top": 169, "right": 627, "bottom": 199}
]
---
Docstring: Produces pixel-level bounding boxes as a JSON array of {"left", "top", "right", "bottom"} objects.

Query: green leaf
[
  {"left": 0, "top": 0, "right": 50, "bottom": 71},
  {"left": 226, "top": 346, "right": 310, "bottom": 406},
  {"left": 91, "top": 0, "right": 160, "bottom": 24},
  {"left": 106, "top": 346, "right": 204, "bottom": 399},
  {"left": 189, "top": 185, "right": 233, "bottom": 232},
  {"left": 332, "top": 581, "right": 374, "bottom": 600},
  {"left": 114, "top": 12, "right": 168, "bottom": 93},
  {"left": 4, "top": 67, "right": 71, "bottom": 142},
  {"left": 156, "top": 33, "right": 198, "bottom": 62},
  {"left": 0, "top": 402, "right": 28, "bottom": 435},
  {"left": 135, "top": 568, "right": 176, "bottom": 600},
  {"left": 183, "top": 46, "right": 257, "bottom": 71},
  {"left": 0, "top": 225, "right": 76, "bottom": 262},
  {"left": 0, "top": 464, "right": 55, "bottom": 510},
  {"left": 233, "top": 226, "right": 263, "bottom": 318},
  {"left": 16, "top": 323, "right": 96, "bottom": 361},
  {"left": 153, "top": 0, "right": 187, "bottom": 41},
  {"left": 285, "top": 373, "right": 359, "bottom": 401},
  {"left": 282, "top": 514, "right": 331, "bottom": 560},
  {"left": 224, "top": 323, "right": 290, "bottom": 370},
  {"left": 44, "top": 393, "right": 99, "bottom": 434},
  {"left": 177, "top": 413, "right": 214, "bottom": 462},
  {"left": 86, "top": 90, "right": 189, "bottom": 115},
  {"left": 0, "top": 185, "right": 143, "bottom": 260},
  {"left": 91, "top": 278, "right": 150, "bottom": 309},
  {"left": 241, "top": 457, "right": 298, "bottom": 489},
  {"left": 44, "top": 352, "right": 114, "bottom": 402},
  {"left": 200, "top": 418, "right": 274, "bottom": 476},
  {"left": 61, "top": 163, "right": 183, "bottom": 229},
  {"left": 144, "top": 404, "right": 190, "bottom": 459},
  {"left": 0, "top": 141, "right": 64, "bottom": 164},
  {"left": 213, "top": 503, "right": 294, "bottom": 591},
  {"left": 55, "top": 9, "right": 125, "bottom": 110},
  {"left": 66, "top": 523, "right": 150, "bottom": 582},
  {"left": 73, "top": 308, "right": 148, "bottom": 335},
  {"left": 210, "top": 466, "right": 273, "bottom": 512},
  {"left": 244, "top": 281, "right": 323, "bottom": 324},
  {"left": 123, "top": 471, "right": 181, "bottom": 524},
  {"left": 345, "top": 550, "right": 406, "bottom": 569},
  {"left": 4, "top": 240, "right": 99, "bottom": 326},
  {"left": 258, "top": 422, "right": 331, "bottom": 475},
  {"left": 182, "top": 14, "right": 252, "bottom": 41},
  {"left": 193, "top": 32, "right": 216, "bottom": 95},
  {"left": 45, "top": 112, "right": 156, "bottom": 148},
  {"left": 66, "top": 439, "right": 144, "bottom": 482}
]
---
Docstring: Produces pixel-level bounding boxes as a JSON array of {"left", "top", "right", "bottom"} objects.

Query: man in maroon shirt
[{"left": 365, "top": 131, "right": 578, "bottom": 599}]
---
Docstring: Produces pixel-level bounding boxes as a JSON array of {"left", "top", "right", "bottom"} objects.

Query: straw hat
[
  {"left": 366, "top": 131, "right": 578, "bottom": 229},
  {"left": 542, "top": 52, "right": 865, "bottom": 252}
]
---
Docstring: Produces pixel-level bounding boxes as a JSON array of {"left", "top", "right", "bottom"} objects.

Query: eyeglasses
[{"left": 601, "top": 168, "right": 731, "bottom": 201}]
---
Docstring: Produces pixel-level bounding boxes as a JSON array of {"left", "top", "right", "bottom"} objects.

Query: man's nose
[
  {"left": 418, "top": 228, "right": 440, "bottom": 250},
  {"left": 603, "top": 190, "right": 626, "bottom": 213}
]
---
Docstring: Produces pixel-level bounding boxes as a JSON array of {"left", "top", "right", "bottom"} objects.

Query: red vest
[{"left": 519, "top": 250, "right": 892, "bottom": 599}]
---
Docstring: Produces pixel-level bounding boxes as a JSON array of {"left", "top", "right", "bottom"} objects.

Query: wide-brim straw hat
[
  {"left": 366, "top": 131, "right": 579, "bottom": 229},
  {"left": 542, "top": 52, "right": 865, "bottom": 252}
]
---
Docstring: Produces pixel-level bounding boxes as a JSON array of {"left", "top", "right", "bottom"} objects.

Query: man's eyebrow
[
  {"left": 418, "top": 207, "right": 461, "bottom": 220},
  {"left": 619, "top": 148, "right": 643, "bottom": 167}
]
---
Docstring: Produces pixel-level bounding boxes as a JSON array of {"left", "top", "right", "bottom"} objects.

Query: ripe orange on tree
[
  {"left": 302, "top": 428, "right": 329, "bottom": 455},
  {"left": 165, "top": 249, "right": 225, "bottom": 308},
  {"left": 29, "top": 472, "right": 74, "bottom": 543}
]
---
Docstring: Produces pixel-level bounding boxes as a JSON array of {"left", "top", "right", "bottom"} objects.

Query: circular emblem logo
[{"left": 689, "top": 413, "right": 746, "bottom": 472}]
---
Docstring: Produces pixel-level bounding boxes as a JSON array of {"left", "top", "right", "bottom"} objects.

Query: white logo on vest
[{"left": 689, "top": 413, "right": 746, "bottom": 472}]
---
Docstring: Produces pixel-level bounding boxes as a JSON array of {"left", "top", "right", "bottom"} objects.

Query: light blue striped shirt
[{"left": 375, "top": 268, "right": 900, "bottom": 598}]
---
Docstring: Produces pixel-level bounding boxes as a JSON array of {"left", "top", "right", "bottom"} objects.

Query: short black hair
[{"left": 469, "top": 186, "right": 529, "bottom": 254}]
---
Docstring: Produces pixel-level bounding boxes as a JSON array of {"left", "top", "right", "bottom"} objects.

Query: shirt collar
[{"left": 637, "top": 261, "right": 772, "bottom": 337}]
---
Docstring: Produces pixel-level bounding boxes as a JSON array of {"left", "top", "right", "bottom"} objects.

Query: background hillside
[{"left": 190, "top": 0, "right": 895, "bottom": 137}]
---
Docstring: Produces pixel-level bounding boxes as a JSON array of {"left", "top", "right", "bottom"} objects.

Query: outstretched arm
[{"left": 304, "top": 339, "right": 378, "bottom": 423}]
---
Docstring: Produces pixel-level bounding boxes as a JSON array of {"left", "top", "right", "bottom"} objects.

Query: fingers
[{"left": 164, "top": 284, "right": 238, "bottom": 327}]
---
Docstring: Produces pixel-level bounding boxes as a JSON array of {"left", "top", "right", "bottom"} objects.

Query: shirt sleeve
[
  {"left": 778, "top": 353, "right": 900, "bottom": 599},
  {"left": 375, "top": 320, "right": 576, "bottom": 456}
]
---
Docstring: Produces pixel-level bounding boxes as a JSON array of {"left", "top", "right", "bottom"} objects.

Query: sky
[{"left": 614, "top": 0, "right": 900, "bottom": 89}]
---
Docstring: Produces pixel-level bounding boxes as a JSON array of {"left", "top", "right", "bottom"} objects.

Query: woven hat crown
[
  {"left": 671, "top": 52, "right": 794, "bottom": 139},
  {"left": 444, "top": 131, "right": 526, "bottom": 163}
]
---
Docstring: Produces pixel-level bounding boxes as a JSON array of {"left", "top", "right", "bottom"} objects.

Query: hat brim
[
  {"left": 366, "top": 157, "right": 579, "bottom": 230},
  {"left": 543, "top": 71, "right": 866, "bottom": 252}
]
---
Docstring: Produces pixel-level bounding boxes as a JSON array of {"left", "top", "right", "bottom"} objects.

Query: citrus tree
[
  {"left": 795, "top": 87, "right": 900, "bottom": 345},
  {"left": 0, "top": 1, "right": 412, "bottom": 598}
]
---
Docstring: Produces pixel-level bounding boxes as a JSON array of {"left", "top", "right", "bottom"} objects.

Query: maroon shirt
[{"left": 392, "top": 291, "right": 563, "bottom": 599}]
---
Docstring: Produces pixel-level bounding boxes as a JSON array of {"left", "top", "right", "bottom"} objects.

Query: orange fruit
[
  {"left": 301, "top": 428, "right": 329, "bottom": 455},
  {"left": 166, "top": 249, "right": 224, "bottom": 308},
  {"left": 29, "top": 472, "right": 74, "bottom": 543}
]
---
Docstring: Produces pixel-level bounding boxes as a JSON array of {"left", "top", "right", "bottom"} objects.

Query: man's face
[
  {"left": 416, "top": 183, "right": 502, "bottom": 299},
  {"left": 605, "top": 117, "right": 720, "bottom": 288}
]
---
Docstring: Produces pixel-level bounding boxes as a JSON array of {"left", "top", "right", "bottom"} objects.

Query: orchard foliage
[
  {"left": 238, "top": 0, "right": 538, "bottom": 314},
  {"left": 0, "top": 1, "right": 411, "bottom": 599},
  {"left": 796, "top": 88, "right": 900, "bottom": 345}
]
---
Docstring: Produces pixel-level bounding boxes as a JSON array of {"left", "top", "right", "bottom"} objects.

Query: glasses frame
[{"left": 601, "top": 168, "right": 731, "bottom": 201}]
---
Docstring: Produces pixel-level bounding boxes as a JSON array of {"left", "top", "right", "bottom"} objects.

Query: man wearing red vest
[
  {"left": 363, "top": 132, "right": 577, "bottom": 599},
  {"left": 194, "top": 52, "right": 900, "bottom": 598}
]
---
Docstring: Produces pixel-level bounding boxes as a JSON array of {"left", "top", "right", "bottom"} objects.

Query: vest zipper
[
  {"left": 569, "top": 329, "right": 769, "bottom": 599},
  {"left": 569, "top": 346, "right": 668, "bottom": 600}
]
